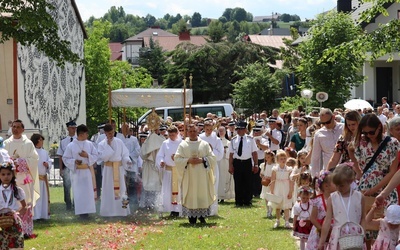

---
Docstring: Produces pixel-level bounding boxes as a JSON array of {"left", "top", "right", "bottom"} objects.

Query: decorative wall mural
[{"left": 18, "top": 0, "right": 85, "bottom": 143}]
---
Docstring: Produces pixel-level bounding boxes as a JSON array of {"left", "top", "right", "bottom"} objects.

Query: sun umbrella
[{"left": 344, "top": 99, "right": 373, "bottom": 110}]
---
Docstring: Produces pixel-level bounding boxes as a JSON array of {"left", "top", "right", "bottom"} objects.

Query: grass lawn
[{"left": 25, "top": 187, "right": 298, "bottom": 249}]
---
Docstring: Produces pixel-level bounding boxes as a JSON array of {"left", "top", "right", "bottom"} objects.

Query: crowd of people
[{"left": 2, "top": 100, "right": 400, "bottom": 249}]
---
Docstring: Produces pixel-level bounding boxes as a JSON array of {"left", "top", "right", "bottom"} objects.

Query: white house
[{"left": 351, "top": 1, "right": 400, "bottom": 105}]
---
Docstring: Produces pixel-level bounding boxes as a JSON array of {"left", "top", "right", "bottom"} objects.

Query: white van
[{"left": 137, "top": 103, "right": 234, "bottom": 124}]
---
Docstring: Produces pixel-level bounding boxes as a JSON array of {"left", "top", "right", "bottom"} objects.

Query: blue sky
[{"left": 75, "top": 0, "right": 336, "bottom": 22}]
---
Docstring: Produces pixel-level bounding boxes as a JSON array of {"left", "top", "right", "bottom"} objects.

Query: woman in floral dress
[{"left": 352, "top": 114, "right": 399, "bottom": 241}]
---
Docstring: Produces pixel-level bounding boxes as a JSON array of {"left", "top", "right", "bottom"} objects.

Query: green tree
[
  {"left": 280, "top": 13, "right": 291, "bottom": 22},
  {"left": 232, "top": 60, "right": 281, "bottom": 114},
  {"left": 227, "top": 21, "right": 241, "bottom": 43},
  {"left": 191, "top": 12, "right": 202, "bottom": 27},
  {"left": 84, "top": 20, "right": 112, "bottom": 134},
  {"left": 291, "top": 14, "right": 301, "bottom": 21},
  {"left": 218, "top": 16, "right": 228, "bottom": 24},
  {"left": 109, "top": 61, "right": 153, "bottom": 124},
  {"left": 207, "top": 20, "right": 224, "bottom": 43},
  {"left": 0, "top": 0, "right": 80, "bottom": 65},
  {"left": 108, "top": 23, "right": 129, "bottom": 42},
  {"left": 144, "top": 14, "right": 156, "bottom": 27},
  {"left": 325, "top": 0, "right": 400, "bottom": 62},
  {"left": 298, "top": 12, "right": 365, "bottom": 109},
  {"left": 103, "top": 6, "right": 125, "bottom": 24},
  {"left": 222, "top": 8, "right": 233, "bottom": 21},
  {"left": 231, "top": 8, "right": 247, "bottom": 22},
  {"left": 139, "top": 37, "right": 167, "bottom": 84},
  {"left": 163, "top": 41, "right": 277, "bottom": 103},
  {"left": 171, "top": 19, "right": 189, "bottom": 34}
]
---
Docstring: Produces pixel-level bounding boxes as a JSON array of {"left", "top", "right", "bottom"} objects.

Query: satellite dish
[
  {"left": 301, "top": 89, "right": 313, "bottom": 99},
  {"left": 316, "top": 92, "right": 328, "bottom": 102}
]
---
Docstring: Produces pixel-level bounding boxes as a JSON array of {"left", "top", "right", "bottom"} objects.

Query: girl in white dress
[
  {"left": 260, "top": 150, "right": 275, "bottom": 217},
  {"left": 269, "top": 150, "right": 293, "bottom": 229},
  {"left": 318, "top": 164, "right": 366, "bottom": 250},
  {"left": 0, "top": 160, "right": 27, "bottom": 249}
]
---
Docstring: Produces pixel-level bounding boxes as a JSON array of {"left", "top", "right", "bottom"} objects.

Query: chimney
[
  {"left": 337, "top": 0, "right": 352, "bottom": 13},
  {"left": 152, "top": 79, "right": 158, "bottom": 87},
  {"left": 179, "top": 30, "right": 191, "bottom": 41}
]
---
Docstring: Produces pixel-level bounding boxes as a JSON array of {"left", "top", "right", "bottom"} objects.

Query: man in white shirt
[
  {"left": 265, "top": 117, "right": 282, "bottom": 153},
  {"left": 228, "top": 121, "right": 258, "bottom": 207},
  {"left": 310, "top": 108, "right": 344, "bottom": 177},
  {"left": 56, "top": 120, "right": 77, "bottom": 210},
  {"left": 377, "top": 106, "right": 387, "bottom": 126}
]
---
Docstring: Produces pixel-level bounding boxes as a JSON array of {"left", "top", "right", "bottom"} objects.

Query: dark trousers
[
  {"left": 252, "top": 159, "right": 264, "bottom": 197},
  {"left": 61, "top": 165, "right": 72, "bottom": 209},
  {"left": 95, "top": 164, "right": 102, "bottom": 198},
  {"left": 233, "top": 158, "right": 253, "bottom": 206}
]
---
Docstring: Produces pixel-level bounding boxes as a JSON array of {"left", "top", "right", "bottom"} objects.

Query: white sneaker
[
  {"left": 285, "top": 221, "right": 291, "bottom": 229},
  {"left": 273, "top": 220, "right": 280, "bottom": 228}
]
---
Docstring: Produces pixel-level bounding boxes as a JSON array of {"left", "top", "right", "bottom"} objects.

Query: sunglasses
[
  {"left": 361, "top": 130, "right": 376, "bottom": 136},
  {"left": 320, "top": 116, "right": 333, "bottom": 125}
]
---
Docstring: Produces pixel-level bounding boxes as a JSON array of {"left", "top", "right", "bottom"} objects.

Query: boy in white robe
[
  {"left": 31, "top": 134, "right": 52, "bottom": 220},
  {"left": 199, "top": 121, "right": 224, "bottom": 216},
  {"left": 156, "top": 126, "right": 182, "bottom": 216},
  {"left": 97, "top": 124, "right": 131, "bottom": 217},
  {"left": 63, "top": 124, "right": 98, "bottom": 217}
]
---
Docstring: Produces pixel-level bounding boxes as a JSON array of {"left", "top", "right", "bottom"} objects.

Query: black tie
[
  {"left": 238, "top": 137, "right": 243, "bottom": 157},
  {"left": 70, "top": 137, "right": 73, "bottom": 142}
]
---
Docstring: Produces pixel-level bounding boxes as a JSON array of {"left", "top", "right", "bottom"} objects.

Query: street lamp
[{"left": 301, "top": 89, "right": 313, "bottom": 113}]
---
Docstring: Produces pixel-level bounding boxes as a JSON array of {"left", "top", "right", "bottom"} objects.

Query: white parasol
[{"left": 344, "top": 99, "right": 373, "bottom": 110}]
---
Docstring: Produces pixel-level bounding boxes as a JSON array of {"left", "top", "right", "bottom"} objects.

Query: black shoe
[
  {"left": 79, "top": 214, "right": 89, "bottom": 219},
  {"left": 199, "top": 217, "right": 206, "bottom": 224},
  {"left": 219, "top": 199, "right": 225, "bottom": 203},
  {"left": 189, "top": 216, "right": 197, "bottom": 224},
  {"left": 170, "top": 211, "right": 179, "bottom": 217}
]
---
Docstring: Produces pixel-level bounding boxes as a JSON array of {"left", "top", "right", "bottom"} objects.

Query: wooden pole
[
  {"left": 183, "top": 76, "right": 187, "bottom": 138},
  {"left": 189, "top": 73, "right": 193, "bottom": 124},
  {"left": 108, "top": 78, "right": 112, "bottom": 123}
]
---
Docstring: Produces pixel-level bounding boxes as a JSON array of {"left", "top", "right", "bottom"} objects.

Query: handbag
[
  {"left": 261, "top": 176, "right": 271, "bottom": 187},
  {"left": 261, "top": 164, "right": 271, "bottom": 186}
]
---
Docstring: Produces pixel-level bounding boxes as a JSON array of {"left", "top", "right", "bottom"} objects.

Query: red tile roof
[
  {"left": 124, "top": 27, "right": 177, "bottom": 42},
  {"left": 247, "top": 35, "right": 291, "bottom": 50},
  {"left": 109, "top": 42, "right": 122, "bottom": 61},
  {"left": 143, "top": 36, "right": 208, "bottom": 52}
]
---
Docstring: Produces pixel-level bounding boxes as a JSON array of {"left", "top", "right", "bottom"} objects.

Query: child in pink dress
[
  {"left": 318, "top": 164, "right": 366, "bottom": 250},
  {"left": 306, "top": 171, "right": 335, "bottom": 250},
  {"left": 366, "top": 204, "right": 400, "bottom": 250},
  {"left": 293, "top": 186, "right": 314, "bottom": 250}
]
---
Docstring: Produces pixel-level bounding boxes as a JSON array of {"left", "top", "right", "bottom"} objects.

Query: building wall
[
  {"left": 365, "top": 3, "right": 400, "bottom": 33},
  {"left": 0, "top": 37, "right": 15, "bottom": 131},
  {"left": 12, "top": 0, "right": 86, "bottom": 144}
]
